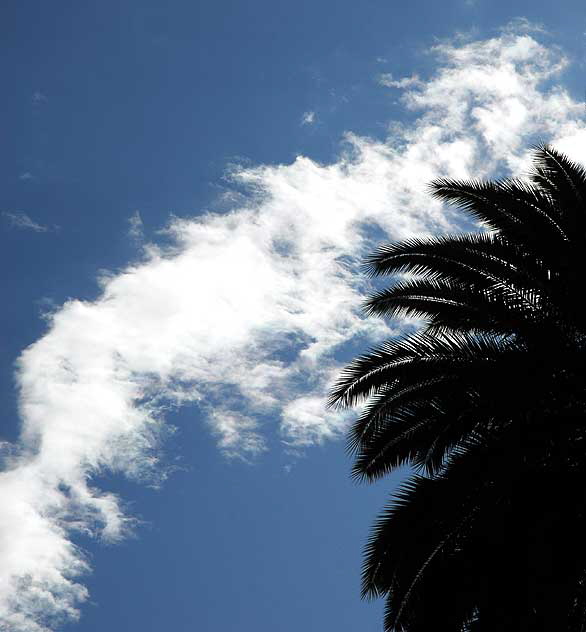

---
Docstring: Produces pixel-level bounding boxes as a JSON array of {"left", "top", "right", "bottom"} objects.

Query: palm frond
[
  {"left": 331, "top": 144, "right": 586, "bottom": 631},
  {"left": 329, "top": 329, "right": 516, "bottom": 410},
  {"left": 363, "top": 232, "right": 547, "bottom": 290},
  {"left": 530, "top": 144, "right": 586, "bottom": 211},
  {"left": 364, "top": 278, "right": 545, "bottom": 335},
  {"left": 429, "top": 177, "right": 568, "bottom": 254}
]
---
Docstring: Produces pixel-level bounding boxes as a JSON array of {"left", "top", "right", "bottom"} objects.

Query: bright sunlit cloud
[{"left": 1, "top": 24, "right": 585, "bottom": 631}]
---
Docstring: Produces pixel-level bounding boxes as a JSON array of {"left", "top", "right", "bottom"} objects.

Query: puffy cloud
[{"left": 1, "top": 24, "right": 585, "bottom": 631}]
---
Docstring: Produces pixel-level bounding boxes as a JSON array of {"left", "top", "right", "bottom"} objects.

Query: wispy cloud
[
  {"left": 378, "top": 73, "right": 422, "bottom": 89},
  {"left": 1, "top": 25, "right": 585, "bottom": 631},
  {"left": 503, "top": 17, "right": 548, "bottom": 34},
  {"left": 32, "top": 91, "right": 47, "bottom": 105},
  {"left": 128, "top": 210, "right": 144, "bottom": 241},
  {"left": 301, "top": 110, "right": 316, "bottom": 125},
  {"left": 2, "top": 211, "right": 50, "bottom": 233}
]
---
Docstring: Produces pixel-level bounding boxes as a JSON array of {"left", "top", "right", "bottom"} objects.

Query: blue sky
[{"left": 1, "top": 2, "right": 586, "bottom": 631}]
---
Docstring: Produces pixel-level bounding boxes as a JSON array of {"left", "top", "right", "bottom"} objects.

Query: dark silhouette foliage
[{"left": 329, "top": 145, "right": 586, "bottom": 631}]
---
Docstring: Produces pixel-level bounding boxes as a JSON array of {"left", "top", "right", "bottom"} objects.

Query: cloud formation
[
  {"left": 2, "top": 212, "right": 50, "bottom": 233},
  {"left": 1, "top": 25, "right": 585, "bottom": 631},
  {"left": 31, "top": 91, "right": 47, "bottom": 105},
  {"left": 127, "top": 210, "right": 144, "bottom": 241},
  {"left": 378, "top": 73, "right": 422, "bottom": 89}
]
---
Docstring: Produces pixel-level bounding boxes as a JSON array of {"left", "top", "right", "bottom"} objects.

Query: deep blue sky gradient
[{"left": 2, "top": 2, "right": 586, "bottom": 631}]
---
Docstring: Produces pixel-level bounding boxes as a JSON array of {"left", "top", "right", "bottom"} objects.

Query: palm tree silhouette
[{"left": 329, "top": 146, "right": 586, "bottom": 631}]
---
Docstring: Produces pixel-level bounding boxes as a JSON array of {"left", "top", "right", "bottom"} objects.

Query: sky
[{"left": 1, "top": 2, "right": 586, "bottom": 631}]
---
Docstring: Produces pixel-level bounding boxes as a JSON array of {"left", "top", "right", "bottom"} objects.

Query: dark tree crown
[{"left": 330, "top": 145, "right": 586, "bottom": 631}]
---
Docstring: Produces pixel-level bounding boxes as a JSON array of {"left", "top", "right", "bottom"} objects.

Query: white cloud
[
  {"left": 502, "top": 17, "right": 548, "bottom": 35},
  {"left": 1, "top": 24, "right": 585, "bottom": 631},
  {"left": 301, "top": 111, "right": 316, "bottom": 125},
  {"left": 379, "top": 73, "right": 422, "bottom": 89},
  {"left": 206, "top": 409, "right": 266, "bottom": 459},
  {"left": 128, "top": 210, "right": 144, "bottom": 241},
  {"left": 2, "top": 212, "right": 50, "bottom": 233}
]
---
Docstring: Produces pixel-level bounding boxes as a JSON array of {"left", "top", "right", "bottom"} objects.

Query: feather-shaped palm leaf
[{"left": 330, "top": 145, "right": 586, "bottom": 631}]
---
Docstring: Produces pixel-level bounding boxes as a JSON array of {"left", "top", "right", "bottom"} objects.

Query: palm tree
[{"left": 329, "top": 145, "right": 586, "bottom": 631}]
